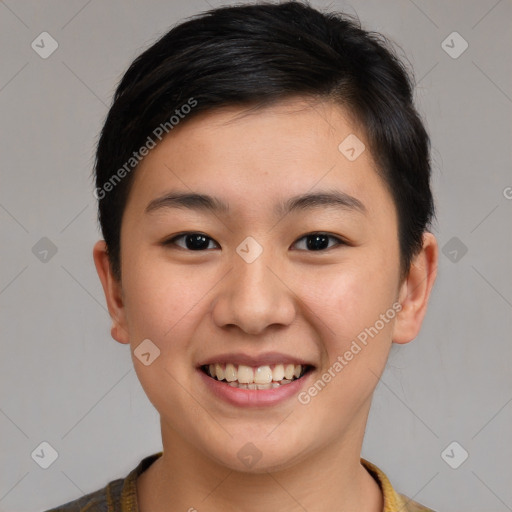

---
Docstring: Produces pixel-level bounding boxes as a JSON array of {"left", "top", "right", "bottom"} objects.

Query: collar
[{"left": 361, "top": 457, "right": 410, "bottom": 512}]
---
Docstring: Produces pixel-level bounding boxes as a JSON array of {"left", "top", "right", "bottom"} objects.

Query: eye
[
  {"left": 162, "top": 231, "right": 347, "bottom": 252},
  {"left": 163, "top": 232, "right": 219, "bottom": 251},
  {"left": 292, "top": 232, "right": 346, "bottom": 251}
]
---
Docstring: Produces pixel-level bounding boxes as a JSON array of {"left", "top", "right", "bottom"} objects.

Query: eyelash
[{"left": 162, "top": 232, "right": 347, "bottom": 252}]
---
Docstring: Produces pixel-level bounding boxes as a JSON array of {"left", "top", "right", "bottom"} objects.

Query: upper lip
[{"left": 197, "top": 351, "right": 315, "bottom": 368}]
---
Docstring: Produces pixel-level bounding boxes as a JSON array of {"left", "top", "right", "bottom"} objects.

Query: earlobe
[
  {"left": 393, "top": 232, "right": 438, "bottom": 345},
  {"left": 92, "top": 240, "right": 130, "bottom": 345}
]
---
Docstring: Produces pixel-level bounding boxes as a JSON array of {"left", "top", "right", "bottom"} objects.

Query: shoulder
[
  {"left": 43, "top": 452, "right": 163, "bottom": 512},
  {"left": 398, "top": 493, "right": 438, "bottom": 512},
  {"left": 42, "top": 477, "right": 123, "bottom": 511}
]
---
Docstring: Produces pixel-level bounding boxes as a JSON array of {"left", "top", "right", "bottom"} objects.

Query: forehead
[{"left": 125, "top": 98, "right": 395, "bottom": 224}]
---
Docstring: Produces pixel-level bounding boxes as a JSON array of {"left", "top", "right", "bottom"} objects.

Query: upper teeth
[{"left": 207, "top": 363, "right": 304, "bottom": 384}]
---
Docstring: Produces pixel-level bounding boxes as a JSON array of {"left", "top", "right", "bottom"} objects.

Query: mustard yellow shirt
[{"left": 45, "top": 452, "right": 436, "bottom": 511}]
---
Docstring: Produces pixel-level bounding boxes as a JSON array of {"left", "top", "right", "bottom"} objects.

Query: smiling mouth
[{"left": 200, "top": 363, "right": 313, "bottom": 389}]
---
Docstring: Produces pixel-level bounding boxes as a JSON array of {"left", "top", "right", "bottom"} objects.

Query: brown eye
[
  {"left": 163, "top": 233, "right": 219, "bottom": 251},
  {"left": 292, "top": 233, "right": 345, "bottom": 251}
]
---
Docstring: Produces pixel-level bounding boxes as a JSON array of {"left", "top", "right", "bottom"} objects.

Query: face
[{"left": 94, "top": 98, "right": 434, "bottom": 473}]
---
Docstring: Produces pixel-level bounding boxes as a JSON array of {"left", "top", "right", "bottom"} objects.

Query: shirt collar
[{"left": 361, "top": 457, "right": 410, "bottom": 512}]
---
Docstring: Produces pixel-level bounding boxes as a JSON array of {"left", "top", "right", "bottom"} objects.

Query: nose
[{"left": 210, "top": 244, "right": 296, "bottom": 335}]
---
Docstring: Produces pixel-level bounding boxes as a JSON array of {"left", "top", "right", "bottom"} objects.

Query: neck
[{"left": 137, "top": 420, "right": 383, "bottom": 512}]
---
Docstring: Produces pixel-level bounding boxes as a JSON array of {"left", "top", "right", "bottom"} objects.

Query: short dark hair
[{"left": 93, "top": 0, "right": 434, "bottom": 282}]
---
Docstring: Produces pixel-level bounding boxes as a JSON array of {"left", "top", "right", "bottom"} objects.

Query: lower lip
[{"left": 198, "top": 368, "right": 313, "bottom": 408}]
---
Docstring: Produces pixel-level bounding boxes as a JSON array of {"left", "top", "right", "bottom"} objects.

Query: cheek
[
  {"left": 120, "top": 245, "right": 172, "bottom": 332},
  {"left": 299, "top": 251, "right": 399, "bottom": 354},
  {"left": 121, "top": 253, "right": 220, "bottom": 357},
  {"left": 124, "top": 274, "right": 188, "bottom": 338},
  {"left": 299, "top": 269, "right": 398, "bottom": 410},
  {"left": 120, "top": 260, "right": 209, "bottom": 416}
]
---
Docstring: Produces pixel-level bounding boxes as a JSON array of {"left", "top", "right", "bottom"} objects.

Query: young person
[{"left": 47, "top": 2, "right": 438, "bottom": 511}]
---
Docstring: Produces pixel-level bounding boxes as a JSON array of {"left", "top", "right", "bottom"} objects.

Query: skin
[{"left": 93, "top": 97, "right": 438, "bottom": 512}]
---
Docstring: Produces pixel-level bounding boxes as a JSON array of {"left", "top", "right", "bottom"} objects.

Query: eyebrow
[{"left": 145, "top": 189, "right": 367, "bottom": 217}]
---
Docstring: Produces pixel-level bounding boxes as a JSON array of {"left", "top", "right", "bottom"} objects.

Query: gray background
[{"left": 1, "top": 0, "right": 511, "bottom": 511}]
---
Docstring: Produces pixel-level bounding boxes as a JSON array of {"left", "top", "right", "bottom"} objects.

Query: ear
[
  {"left": 93, "top": 240, "right": 130, "bottom": 344},
  {"left": 393, "top": 232, "right": 438, "bottom": 344}
]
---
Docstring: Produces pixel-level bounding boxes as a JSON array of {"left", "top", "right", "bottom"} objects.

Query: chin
[{"left": 201, "top": 432, "right": 311, "bottom": 475}]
